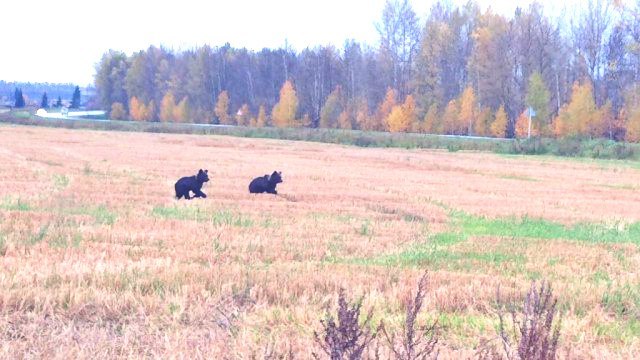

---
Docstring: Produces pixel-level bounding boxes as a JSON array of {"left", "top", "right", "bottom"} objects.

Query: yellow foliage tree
[
  {"left": 215, "top": 91, "right": 232, "bottom": 125},
  {"left": 491, "top": 105, "right": 508, "bottom": 138},
  {"left": 554, "top": 82, "right": 598, "bottom": 138},
  {"left": 385, "top": 94, "right": 417, "bottom": 132},
  {"left": 355, "top": 99, "right": 372, "bottom": 131},
  {"left": 173, "top": 97, "right": 190, "bottom": 123},
  {"left": 160, "top": 92, "right": 176, "bottom": 122},
  {"left": 422, "top": 104, "right": 440, "bottom": 134},
  {"left": 338, "top": 107, "right": 353, "bottom": 130},
  {"left": 236, "top": 104, "right": 251, "bottom": 126},
  {"left": 272, "top": 80, "right": 299, "bottom": 128},
  {"left": 255, "top": 105, "right": 267, "bottom": 127},
  {"left": 458, "top": 86, "right": 477, "bottom": 135},
  {"left": 442, "top": 100, "right": 459, "bottom": 134},
  {"left": 474, "top": 106, "right": 492, "bottom": 137},
  {"left": 626, "top": 102, "right": 640, "bottom": 142},
  {"left": 143, "top": 100, "right": 155, "bottom": 122},
  {"left": 403, "top": 95, "right": 418, "bottom": 132},
  {"left": 320, "top": 86, "right": 343, "bottom": 128},
  {"left": 110, "top": 102, "right": 126, "bottom": 120},
  {"left": 386, "top": 106, "right": 406, "bottom": 133}
]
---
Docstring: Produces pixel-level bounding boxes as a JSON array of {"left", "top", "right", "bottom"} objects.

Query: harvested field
[{"left": 0, "top": 125, "right": 639, "bottom": 358}]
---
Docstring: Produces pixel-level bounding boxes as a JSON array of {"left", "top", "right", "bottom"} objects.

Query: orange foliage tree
[{"left": 375, "top": 88, "right": 397, "bottom": 131}]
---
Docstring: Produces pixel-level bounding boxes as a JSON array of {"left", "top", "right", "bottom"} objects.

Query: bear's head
[
  {"left": 197, "top": 169, "right": 210, "bottom": 183},
  {"left": 270, "top": 171, "right": 283, "bottom": 184}
]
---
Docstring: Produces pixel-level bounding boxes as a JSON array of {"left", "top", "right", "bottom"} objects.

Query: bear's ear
[
  {"left": 204, "top": 169, "right": 208, "bottom": 173},
  {"left": 198, "top": 169, "right": 203, "bottom": 174}
]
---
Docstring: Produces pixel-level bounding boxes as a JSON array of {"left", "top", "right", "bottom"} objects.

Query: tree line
[{"left": 94, "top": 0, "right": 640, "bottom": 142}]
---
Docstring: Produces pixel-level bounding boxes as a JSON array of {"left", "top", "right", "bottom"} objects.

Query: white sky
[{"left": 1, "top": 0, "right": 588, "bottom": 86}]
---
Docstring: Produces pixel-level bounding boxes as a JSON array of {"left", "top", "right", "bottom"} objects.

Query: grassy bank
[{"left": 2, "top": 110, "right": 640, "bottom": 160}]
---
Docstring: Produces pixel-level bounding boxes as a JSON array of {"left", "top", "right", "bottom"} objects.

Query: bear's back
[{"left": 249, "top": 175, "right": 268, "bottom": 193}]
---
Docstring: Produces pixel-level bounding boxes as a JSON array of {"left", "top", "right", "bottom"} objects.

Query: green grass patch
[
  {"left": 455, "top": 212, "right": 640, "bottom": 244},
  {"left": 0, "top": 197, "right": 32, "bottom": 211},
  {"left": 602, "top": 283, "right": 640, "bottom": 319},
  {"left": 151, "top": 205, "right": 253, "bottom": 227},
  {"left": 594, "top": 319, "right": 640, "bottom": 344},
  {"left": 57, "top": 204, "right": 117, "bottom": 225}
]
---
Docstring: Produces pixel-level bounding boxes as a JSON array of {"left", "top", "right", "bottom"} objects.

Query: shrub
[
  {"left": 313, "top": 289, "right": 378, "bottom": 359},
  {"left": 381, "top": 271, "right": 438, "bottom": 359}
]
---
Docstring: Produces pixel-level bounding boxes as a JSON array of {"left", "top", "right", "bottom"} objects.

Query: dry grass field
[{"left": 1, "top": 124, "right": 640, "bottom": 359}]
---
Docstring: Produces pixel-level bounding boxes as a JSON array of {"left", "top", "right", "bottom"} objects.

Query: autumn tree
[
  {"left": 144, "top": 100, "right": 156, "bottom": 121},
  {"left": 514, "top": 110, "right": 535, "bottom": 138},
  {"left": 215, "top": 90, "right": 232, "bottom": 125},
  {"left": 422, "top": 103, "right": 440, "bottom": 134},
  {"left": 624, "top": 89, "right": 640, "bottom": 141},
  {"left": 474, "top": 106, "right": 492, "bottom": 137},
  {"left": 173, "top": 97, "right": 190, "bottom": 123},
  {"left": 375, "top": 88, "right": 397, "bottom": 131},
  {"left": 442, "top": 99, "right": 459, "bottom": 134},
  {"left": 526, "top": 72, "right": 551, "bottom": 135},
  {"left": 554, "top": 82, "right": 599, "bottom": 137},
  {"left": 385, "top": 94, "right": 417, "bottom": 132},
  {"left": 236, "top": 104, "right": 251, "bottom": 126},
  {"left": 129, "top": 96, "right": 143, "bottom": 121},
  {"left": 337, "top": 109, "right": 353, "bottom": 130},
  {"left": 160, "top": 92, "right": 176, "bottom": 122},
  {"left": 320, "top": 86, "right": 344, "bottom": 128},
  {"left": 470, "top": 11, "right": 514, "bottom": 112},
  {"left": 458, "top": 86, "right": 477, "bottom": 135},
  {"left": 491, "top": 105, "right": 509, "bottom": 137},
  {"left": 272, "top": 80, "right": 299, "bottom": 128},
  {"left": 110, "top": 102, "right": 127, "bottom": 120},
  {"left": 254, "top": 105, "right": 267, "bottom": 127}
]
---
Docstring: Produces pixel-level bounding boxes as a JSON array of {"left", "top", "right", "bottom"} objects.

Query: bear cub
[
  {"left": 249, "top": 171, "right": 282, "bottom": 194},
  {"left": 175, "top": 169, "right": 209, "bottom": 200}
]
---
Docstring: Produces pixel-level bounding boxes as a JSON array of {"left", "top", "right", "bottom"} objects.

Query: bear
[
  {"left": 175, "top": 169, "right": 209, "bottom": 200},
  {"left": 249, "top": 171, "right": 283, "bottom": 194}
]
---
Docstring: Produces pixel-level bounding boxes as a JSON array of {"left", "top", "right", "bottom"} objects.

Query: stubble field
[{"left": 1, "top": 125, "right": 640, "bottom": 358}]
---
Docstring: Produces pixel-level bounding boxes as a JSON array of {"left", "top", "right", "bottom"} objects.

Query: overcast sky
[{"left": 1, "top": 0, "right": 587, "bottom": 86}]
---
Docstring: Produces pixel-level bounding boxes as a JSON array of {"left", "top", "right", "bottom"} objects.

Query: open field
[{"left": 1, "top": 124, "right": 640, "bottom": 358}]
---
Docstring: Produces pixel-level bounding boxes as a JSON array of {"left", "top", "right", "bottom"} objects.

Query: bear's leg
[
  {"left": 194, "top": 189, "right": 207, "bottom": 198},
  {"left": 184, "top": 192, "right": 192, "bottom": 200}
]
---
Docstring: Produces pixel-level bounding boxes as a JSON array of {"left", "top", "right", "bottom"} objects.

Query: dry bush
[
  {"left": 381, "top": 271, "right": 438, "bottom": 360},
  {"left": 313, "top": 289, "right": 378, "bottom": 359},
  {"left": 479, "top": 281, "right": 561, "bottom": 360}
]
